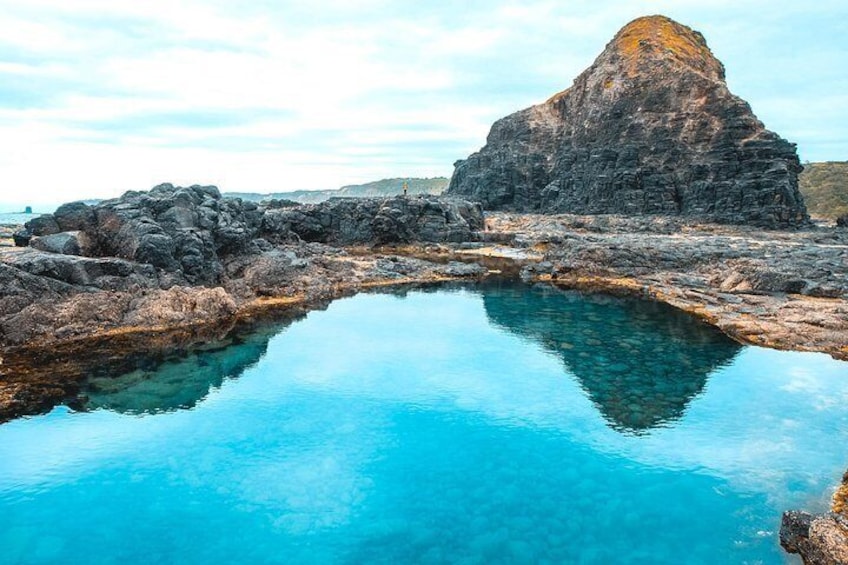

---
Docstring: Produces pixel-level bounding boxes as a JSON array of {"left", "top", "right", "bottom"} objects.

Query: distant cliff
[
  {"left": 447, "top": 15, "right": 808, "bottom": 227},
  {"left": 798, "top": 161, "right": 848, "bottom": 219},
  {"left": 227, "top": 177, "right": 449, "bottom": 204}
]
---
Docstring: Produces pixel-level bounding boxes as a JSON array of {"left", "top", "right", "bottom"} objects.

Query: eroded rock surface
[
  {"left": 262, "top": 195, "right": 483, "bottom": 245},
  {"left": 447, "top": 15, "right": 808, "bottom": 227},
  {"left": 781, "top": 471, "right": 848, "bottom": 564},
  {"left": 479, "top": 212, "right": 848, "bottom": 359},
  {"left": 1, "top": 184, "right": 484, "bottom": 354}
]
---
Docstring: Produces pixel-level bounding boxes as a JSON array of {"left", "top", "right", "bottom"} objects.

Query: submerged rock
[
  {"left": 446, "top": 15, "right": 808, "bottom": 228},
  {"left": 481, "top": 284, "right": 741, "bottom": 432}
]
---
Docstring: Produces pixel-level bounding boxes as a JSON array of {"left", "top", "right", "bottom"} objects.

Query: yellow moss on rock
[
  {"left": 613, "top": 15, "right": 717, "bottom": 77},
  {"left": 833, "top": 470, "right": 848, "bottom": 515}
]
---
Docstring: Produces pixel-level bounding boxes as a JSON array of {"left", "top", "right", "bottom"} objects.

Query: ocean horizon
[{"left": 0, "top": 203, "right": 61, "bottom": 226}]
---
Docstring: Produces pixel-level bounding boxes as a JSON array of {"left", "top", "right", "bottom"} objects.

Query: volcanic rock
[
  {"left": 1, "top": 184, "right": 486, "bottom": 350},
  {"left": 30, "top": 231, "right": 86, "bottom": 256},
  {"left": 24, "top": 186, "right": 483, "bottom": 287},
  {"left": 53, "top": 201, "right": 96, "bottom": 232},
  {"left": 447, "top": 15, "right": 808, "bottom": 227},
  {"left": 12, "top": 229, "right": 31, "bottom": 247},
  {"left": 262, "top": 195, "right": 484, "bottom": 245}
]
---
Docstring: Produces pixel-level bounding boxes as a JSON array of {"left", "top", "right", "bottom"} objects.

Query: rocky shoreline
[
  {"left": 0, "top": 187, "right": 492, "bottom": 422},
  {"left": 482, "top": 212, "right": 848, "bottom": 360},
  {"left": 781, "top": 471, "right": 848, "bottom": 564},
  {"left": 1, "top": 185, "right": 847, "bottom": 562},
  {"left": 2, "top": 186, "right": 846, "bottom": 414}
]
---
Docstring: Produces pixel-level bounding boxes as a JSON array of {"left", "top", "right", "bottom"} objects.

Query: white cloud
[{"left": 0, "top": 0, "right": 845, "bottom": 205}]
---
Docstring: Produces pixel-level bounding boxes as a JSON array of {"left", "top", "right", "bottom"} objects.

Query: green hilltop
[
  {"left": 798, "top": 161, "right": 848, "bottom": 219},
  {"left": 227, "top": 177, "right": 448, "bottom": 204}
]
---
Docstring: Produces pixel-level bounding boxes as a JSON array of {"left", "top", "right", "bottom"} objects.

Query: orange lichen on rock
[
  {"left": 612, "top": 15, "right": 721, "bottom": 78},
  {"left": 833, "top": 470, "right": 848, "bottom": 515},
  {"left": 545, "top": 86, "right": 571, "bottom": 105}
]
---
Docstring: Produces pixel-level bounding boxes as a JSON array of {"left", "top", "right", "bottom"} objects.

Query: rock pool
[{"left": 1, "top": 283, "right": 847, "bottom": 564}]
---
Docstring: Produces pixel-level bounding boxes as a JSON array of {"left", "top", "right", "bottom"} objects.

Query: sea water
[
  {"left": 0, "top": 213, "right": 39, "bottom": 226},
  {"left": 1, "top": 283, "right": 847, "bottom": 564}
]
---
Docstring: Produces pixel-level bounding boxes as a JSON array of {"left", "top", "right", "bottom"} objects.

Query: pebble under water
[{"left": 1, "top": 282, "right": 847, "bottom": 564}]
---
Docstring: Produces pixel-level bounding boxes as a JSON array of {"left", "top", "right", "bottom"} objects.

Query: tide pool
[{"left": 1, "top": 283, "right": 846, "bottom": 564}]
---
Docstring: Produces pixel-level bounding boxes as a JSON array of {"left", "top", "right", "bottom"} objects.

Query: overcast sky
[{"left": 0, "top": 0, "right": 846, "bottom": 205}]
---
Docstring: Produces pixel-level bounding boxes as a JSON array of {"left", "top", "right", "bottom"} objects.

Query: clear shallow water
[{"left": 1, "top": 283, "right": 847, "bottom": 564}]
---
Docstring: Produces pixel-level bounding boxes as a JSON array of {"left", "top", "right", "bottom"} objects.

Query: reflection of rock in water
[
  {"left": 82, "top": 325, "right": 282, "bottom": 415},
  {"left": 481, "top": 283, "right": 742, "bottom": 433}
]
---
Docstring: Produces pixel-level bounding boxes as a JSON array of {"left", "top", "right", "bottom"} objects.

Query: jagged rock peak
[
  {"left": 447, "top": 15, "right": 808, "bottom": 228},
  {"left": 607, "top": 15, "right": 725, "bottom": 80}
]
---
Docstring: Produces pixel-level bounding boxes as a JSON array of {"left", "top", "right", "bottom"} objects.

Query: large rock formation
[
  {"left": 17, "top": 184, "right": 484, "bottom": 288},
  {"left": 447, "top": 15, "right": 808, "bottom": 227},
  {"left": 0, "top": 184, "right": 484, "bottom": 353}
]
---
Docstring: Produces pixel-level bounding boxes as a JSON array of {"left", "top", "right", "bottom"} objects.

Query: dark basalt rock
[
  {"left": 261, "top": 195, "right": 484, "bottom": 245},
  {"left": 781, "top": 511, "right": 815, "bottom": 555},
  {"left": 447, "top": 15, "right": 808, "bottom": 228},
  {"left": 3, "top": 248, "right": 157, "bottom": 291},
  {"left": 30, "top": 231, "right": 86, "bottom": 256},
  {"left": 12, "top": 229, "right": 31, "bottom": 247},
  {"left": 20, "top": 185, "right": 483, "bottom": 287},
  {"left": 24, "top": 184, "right": 265, "bottom": 285},
  {"left": 837, "top": 214, "right": 848, "bottom": 228},
  {"left": 24, "top": 214, "right": 60, "bottom": 236},
  {"left": 53, "top": 201, "right": 96, "bottom": 232}
]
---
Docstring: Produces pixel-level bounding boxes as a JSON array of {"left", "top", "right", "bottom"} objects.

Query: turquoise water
[
  {"left": 2, "top": 283, "right": 847, "bottom": 564},
  {"left": 0, "top": 212, "right": 40, "bottom": 226}
]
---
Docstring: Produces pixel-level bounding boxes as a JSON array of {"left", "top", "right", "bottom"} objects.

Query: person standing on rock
[{"left": 402, "top": 180, "right": 408, "bottom": 197}]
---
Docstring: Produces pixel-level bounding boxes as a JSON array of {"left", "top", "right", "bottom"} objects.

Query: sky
[{"left": 0, "top": 0, "right": 846, "bottom": 205}]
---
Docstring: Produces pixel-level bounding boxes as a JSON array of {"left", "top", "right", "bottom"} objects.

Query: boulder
[
  {"left": 25, "top": 215, "right": 60, "bottom": 236},
  {"left": 30, "top": 231, "right": 85, "bottom": 256},
  {"left": 54, "top": 201, "right": 96, "bottom": 232},
  {"left": 2, "top": 249, "right": 157, "bottom": 290},
  {"left": 50, "top": 184, "right": 261, "bottom": 285},
  {"left": 12, "top": 229, "right": 31, "bottom": 247}
]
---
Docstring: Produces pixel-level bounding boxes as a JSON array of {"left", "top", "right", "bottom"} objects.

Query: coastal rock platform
[
  {"left": 481, "top": 212, "right": 848, "bottom": 360},
  {"left": 1, "top": 186, "right": 847, "bottom": 562}
]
